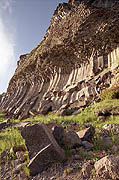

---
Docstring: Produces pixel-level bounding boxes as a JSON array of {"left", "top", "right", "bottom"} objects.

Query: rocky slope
[{"left": 1, "top": 0, "right": 119, "bottom": 119}]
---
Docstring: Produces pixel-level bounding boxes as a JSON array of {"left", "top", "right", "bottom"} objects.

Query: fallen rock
[
  {"left": 82, "top": 141, "right": 94, "bottom": 150},
  {"left": 62, "top": 131, "right": 82, "bottom": 149},
  {"left": 94, "top": 155, "right": 119, "bottom": 180},
  {"left": 52, "top": 125, "right": 65, "bottom": 143},
  {"left": 21, "top": 123, "right": 65, "bottom": 160},
  {"left": 76, "top": 126, "right": 95, "bottom": 142},
  {"left": 28, "top": 143, "right": 65, "bottom": 176}
]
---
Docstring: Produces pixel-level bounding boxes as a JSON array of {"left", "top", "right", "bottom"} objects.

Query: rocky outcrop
[{"left": 1, "top": 0, "right": 119, "bottom": 119}]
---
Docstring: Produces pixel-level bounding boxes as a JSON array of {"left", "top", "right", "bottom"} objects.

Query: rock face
[{"left": 1, "top": 0, "right": 119, "bottom": 119}]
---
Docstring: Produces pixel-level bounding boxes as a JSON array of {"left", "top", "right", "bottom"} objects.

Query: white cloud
[
  {"left": 0, "top": 0, "right": 13, "bottom": 13},
  {"left": 0, "top": 0, "right": 15, "bottom": 93}
]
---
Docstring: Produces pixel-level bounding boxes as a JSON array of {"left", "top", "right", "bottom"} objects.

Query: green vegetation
[
  {"left": 99, "top": 86, "right": 119, "bottom": 101},
  {"left": 24, "top": 107, "right": 97, "bottom": 128},
  {"left": 0, "top": 128, "right": 25, "bottom": 155}
]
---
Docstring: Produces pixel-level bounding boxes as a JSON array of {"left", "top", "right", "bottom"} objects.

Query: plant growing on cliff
[{"left": 99, "top": 86, "right": 119, "bottom": 101}]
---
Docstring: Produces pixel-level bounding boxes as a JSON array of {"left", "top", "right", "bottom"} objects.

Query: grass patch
[
  {"left": 99, "top": 86, "right": 119, "bottom": 100},
  {"left": 93, "top": 99, "right": 119, "bottom": 114},
  {"left": 23, "top": 107, "right": 97, "bottom": 128},
  {"left": 0, "top": 128, "right": 25, "bottom": 155}
]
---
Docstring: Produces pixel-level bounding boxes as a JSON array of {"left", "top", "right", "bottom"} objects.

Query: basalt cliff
[{"left": 1, "top": 0, "right": 119, "bottom": 119}]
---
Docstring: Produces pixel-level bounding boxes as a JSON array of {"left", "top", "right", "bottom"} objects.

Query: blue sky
[{"left": 0, "top": 0, "right": 66, "bottom": 93}]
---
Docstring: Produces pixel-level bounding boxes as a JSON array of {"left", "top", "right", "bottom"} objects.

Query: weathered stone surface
[
  {"left": 62, "top": 131, "right": 82, "bottom": 148},
  {"left": 94, "top": 155, "right": 119, "bottom": 180},
  {"left": 52, "top": 125, "right": 65, "bottom": 143},
  {"left": 82, "top": 141, "right": 94, "bottom": 150},
  {"left": 21, "top": 123, "right": 65, "bottom": 160},
  {"left": 76, "top": 126, "right": 95, "bottom": 141},
  {"left": 28, "top": 143, "right": 65, "bottom": 176},
  {"left": 1, "top": 0, "right": 119, "bottom": 119}
]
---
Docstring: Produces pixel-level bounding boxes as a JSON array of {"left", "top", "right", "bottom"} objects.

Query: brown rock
[
  {"left": 21, "top": 123, "right": 65, "bottom": 160},
  {"left": 52, "top": 125, "right": 65, "bottom": 143},
  {"left": 62, "top": 131, "right": 82, "bottom": 148},
  {"left": 82, "top": 141, "right": 94, "bottom": 150},
  {"left": 76, "top": 126, "right": 95, "bottom": 141},
  {"left": 28, "top": 143, "right": 65, "bottom": 176}
]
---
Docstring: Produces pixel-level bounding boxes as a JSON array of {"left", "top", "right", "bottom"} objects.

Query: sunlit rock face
[{"left": 1, "top": 0, "right": 119, "bottom": 119}]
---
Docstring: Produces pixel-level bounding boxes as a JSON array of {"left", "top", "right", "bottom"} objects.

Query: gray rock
[
  {"left": 28, "top": 143, "right": 65, "bottom": 176},
  {"left": 82, "top": 141, "right": 94, "bottom": 150},
  {"left": 21, "top": 123, "right": 65, "bottom": 160},
  {"left": 62, "top": 131, "right": 82, "bottom": 148},
  {"left": 52, "top": 125, "right": 65, "bottom": 143}
]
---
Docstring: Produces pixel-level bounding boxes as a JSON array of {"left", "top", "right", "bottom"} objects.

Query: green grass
[
  {"left": 23, "top": 107, "right": 97, "bottom": 129},
  {"left": 93, "top": 99, "right": 119, "bottom": 113},
  {"left": 0, "top": 127, "right": 25, "bottom": 155}
]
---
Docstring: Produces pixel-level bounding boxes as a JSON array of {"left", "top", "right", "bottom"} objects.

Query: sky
[{"left": 0, "top": 0, "right": 66, "bottom": 94}]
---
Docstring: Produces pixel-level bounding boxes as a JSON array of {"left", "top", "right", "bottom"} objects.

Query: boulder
[
  {"left": 76, "top": 126, "right": 95, "bottom": 141},
  {"left": 52, "top": 125, "right": 65, "bottom": 143},
  {"left": 21, "top": 123, "right": 65, "bottom": 160},
  {"left": 94, "top": 155, "right": 119, "bottom": 180},
  {"left": 62, "top": 131, "right": 82, "bottom": 148},
  {"left": 82, "top": 141, "right": 94, "bottom": 150},
  {"left": 28, "top": 143, "right": 65, "bottom": 176}
]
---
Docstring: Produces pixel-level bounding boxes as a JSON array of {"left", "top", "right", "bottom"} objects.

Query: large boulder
[
  {"left": 28, "top": 143, "right": 65, "bottom": 176},
  {"left": 21, "top": 123, "right": 65, "bottom": 176},
  {"left": 21, "top": 123, "right": 65, "bottom": 159},
  {"left": 94, "top": 155, "right": 119, "bottom": 180}
]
